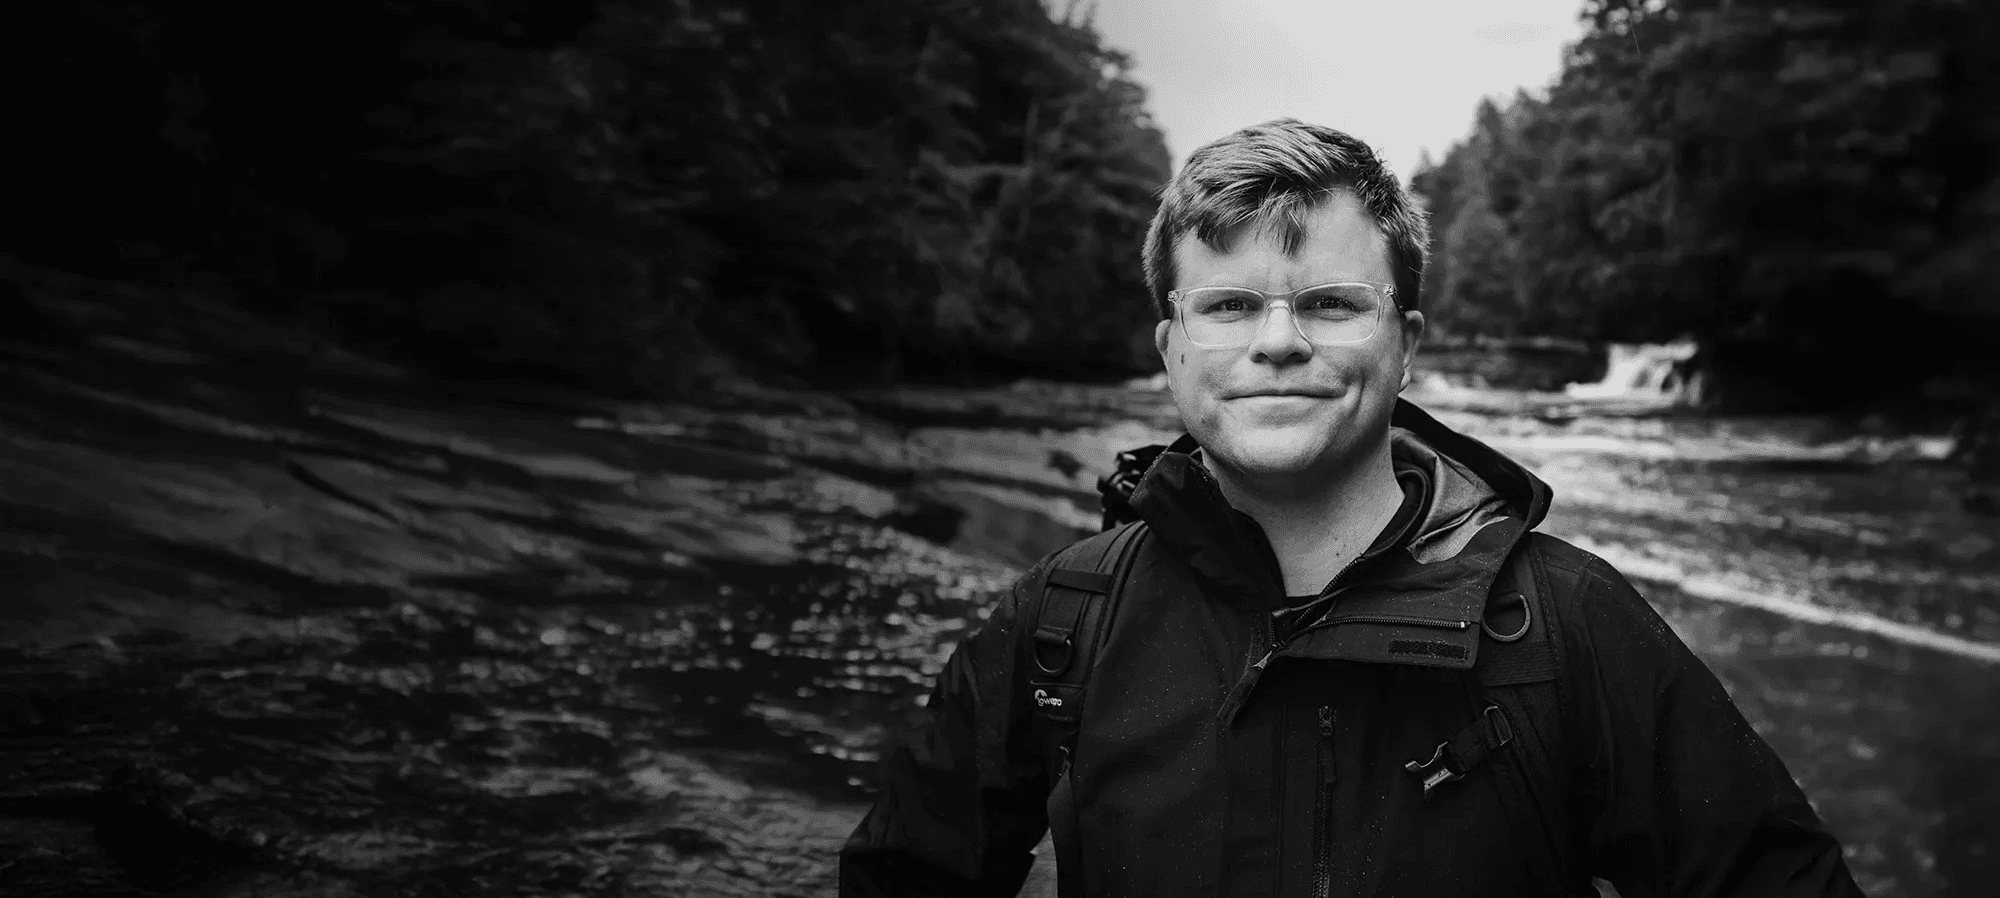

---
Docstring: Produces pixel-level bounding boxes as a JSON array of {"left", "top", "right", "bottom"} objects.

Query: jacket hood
[
  {"left": 1126, "top": 398, "right": 1553, "bottom": 617},
  {"left": 1390, "top": 399, "right": 1551, "bottom": 531}
]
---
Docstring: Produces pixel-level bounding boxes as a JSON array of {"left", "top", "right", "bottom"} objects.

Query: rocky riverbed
[{"left": 2, "top": 262, "right": 1996, "bottom": 896}]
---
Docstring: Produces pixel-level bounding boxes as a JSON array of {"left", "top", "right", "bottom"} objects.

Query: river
[{"left": 1, "top": 272, "right": 1996, "bottom": 896}]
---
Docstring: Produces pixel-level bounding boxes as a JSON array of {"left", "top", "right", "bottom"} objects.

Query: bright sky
[{"left": 1089, "top": 0, "right": 1590, "bottom": 181}]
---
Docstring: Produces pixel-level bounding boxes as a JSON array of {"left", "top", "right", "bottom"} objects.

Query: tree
[
  {"left": 1418, "top": 0, "right": 2000, "bottom": 412},
  {"left": 11, "top": 0, "right": 1172, "bottom": 392}
]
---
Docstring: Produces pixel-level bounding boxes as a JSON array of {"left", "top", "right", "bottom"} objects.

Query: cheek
[
  {"left": 1362, "top": 355, "right": 1407, "bottom": 405},
  {"left": 1167, "top": 354, "right": 1225, "bottom": 412}
]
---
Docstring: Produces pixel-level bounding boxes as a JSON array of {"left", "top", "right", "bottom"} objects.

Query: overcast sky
[{"left": 1089, "top": 0, "right": 1589, "bottom": 181}]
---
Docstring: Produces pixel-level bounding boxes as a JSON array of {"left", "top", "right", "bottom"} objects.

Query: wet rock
[
  {"left": 0, "top": 277, "right": 79, "bottom": 349},
  {"left": 94, "top": 763, "right": 268, "bottom": 890},
  {"left": 880, "top": 492, "right": 967, "bottom": 546},
  {"left": 0, "top": 692, "right": 47, "bottom": 733},
  {"left": 655, "top": 824, "right": 728, "bottom": 855},
  {"left": 1967, "top": 491, "right": 1999, "bottom": 517},
  {"left": 1046, "top": 449, "right": 1085, "bottom": 481},
  {"left": 283, "top": 454, "right": 401, "bottom": 524}
]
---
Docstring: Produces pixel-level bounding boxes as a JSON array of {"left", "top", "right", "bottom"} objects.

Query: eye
[
  {"left": 1297, "top": 285, "right": 1378, "bottom": 316},
  {"left": 1299, "top": 294, "right": 1357, "bottom": 312},
  {"left": 1189, "top": 290, "right": 1261, "bottom": 316}
]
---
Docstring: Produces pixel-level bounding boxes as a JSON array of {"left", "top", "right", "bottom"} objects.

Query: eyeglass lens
[{"left": 1179, "top": 283, "right": 1386, "bottom": 347}]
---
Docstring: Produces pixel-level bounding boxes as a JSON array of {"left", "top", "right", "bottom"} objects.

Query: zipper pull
[
  {"left": 1215, "top": 649, "right": 1277, "bottom": 728},
  {"left": 1317, "top": 706, "right": 1337, "bottom": 785}
]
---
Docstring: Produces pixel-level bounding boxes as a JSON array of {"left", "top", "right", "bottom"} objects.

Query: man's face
[{"left": 1154, "top": 191, "right": 1424, "bottom": 488}]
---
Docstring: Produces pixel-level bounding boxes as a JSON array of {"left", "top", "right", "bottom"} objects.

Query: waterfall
[{"left": 1564, "top": 336, "right": 1704, "bottom": 404}]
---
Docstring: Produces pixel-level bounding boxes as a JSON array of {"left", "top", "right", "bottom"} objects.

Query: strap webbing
[
  {"left": 1486, "top": 537, "right": 1577, "bottom": 896},
  {"left": 1048, "top": 568, "right": 1115, "bottom": 593},
  {"left": 1032, "top": 580, "right": 1096, "bottom": 676},
  {"left": 1027, "top": 522, "right": 1145, "bottom": 783},
  {"left": 1404, "top": 536, "right": 1576, "bottom": 894}
]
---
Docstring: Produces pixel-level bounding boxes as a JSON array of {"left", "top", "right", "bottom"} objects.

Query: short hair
[{"left": 1142, "top": 118, "right": 1429, "bottom": 318}]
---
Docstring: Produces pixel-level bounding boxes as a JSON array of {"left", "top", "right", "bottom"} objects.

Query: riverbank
[{"left": 3, "top": 265, "right": 1996, "bottom": 895}]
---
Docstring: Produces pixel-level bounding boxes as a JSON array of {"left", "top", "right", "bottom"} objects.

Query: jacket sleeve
[
  {"left": 839, "top": 561, "right": 1054, "bottom": 897},
  {"left": 1564, "top": 555, "right": 1865, "bottom": 898}
]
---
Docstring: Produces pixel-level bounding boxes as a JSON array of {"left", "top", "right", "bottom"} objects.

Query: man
[{"left": 841, "top": 119, "right": 1862, "bottom": 897}]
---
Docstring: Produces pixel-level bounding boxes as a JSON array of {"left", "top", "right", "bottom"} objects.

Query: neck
[{"left": 1209, "top": 439, "right": 1404, "bottom": 598}]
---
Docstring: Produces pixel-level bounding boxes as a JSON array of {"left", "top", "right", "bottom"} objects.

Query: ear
[
  {"left": 1154, "top": 318, "right": 1174, "bottom": 360},
  {"left": 1398, "top": 310, "right": 1426, "bottom": 391}
]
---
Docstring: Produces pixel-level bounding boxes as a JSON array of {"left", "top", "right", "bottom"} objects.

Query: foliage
[
  {"left": 14, "top": 0, "right": 1170, "bottom": 391},
  {"left": 1413, "top": 0, "right": 2000, "bottom": 411}
]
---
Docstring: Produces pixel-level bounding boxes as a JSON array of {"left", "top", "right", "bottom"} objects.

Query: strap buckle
[
  {"left": 1404, "top": 742, "right": 1462, "bottom": 795},
  {"left": 1405, "top": 705, "right": 1514, "bottom": 798}
]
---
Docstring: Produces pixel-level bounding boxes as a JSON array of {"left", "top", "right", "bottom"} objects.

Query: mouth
[{"left": 1227, "top": 392, "right": 1335, "bottom": 400}]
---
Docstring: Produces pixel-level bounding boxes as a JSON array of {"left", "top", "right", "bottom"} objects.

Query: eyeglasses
[{"left": 1168, "top": 281, "right": 1398, "bottom": 348}]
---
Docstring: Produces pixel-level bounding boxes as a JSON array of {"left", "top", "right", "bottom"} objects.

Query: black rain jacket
[{"left": 841, "top": 400, "right": 1862, "bottom": 898}]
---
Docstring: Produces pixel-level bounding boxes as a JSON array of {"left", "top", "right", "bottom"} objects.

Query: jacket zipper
[
  {"left": 1312, "top": 705, "right": 1336, "bottom": 898},
  {"left": 1250, "top": 612, "right": 1472, "bottom": 673},
  {"left": 1312, "top": 613, "right": 1471, "bottom": 631}
]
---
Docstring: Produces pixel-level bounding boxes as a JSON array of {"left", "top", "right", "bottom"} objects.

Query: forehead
[{"left": 1174, "top": 191, "right": 1391, "bottom": 288}]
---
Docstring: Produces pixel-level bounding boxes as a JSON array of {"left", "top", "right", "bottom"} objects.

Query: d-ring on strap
[{"left": 1482, "top": 589, "right": 1532, "bottom": 642}]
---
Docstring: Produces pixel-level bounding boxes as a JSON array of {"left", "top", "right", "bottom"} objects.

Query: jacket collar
[{"left": 1128, "top": 399, "right": 1553, "bottom": 670}]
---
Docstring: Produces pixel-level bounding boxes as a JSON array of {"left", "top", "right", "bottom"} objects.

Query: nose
[{"left": 1247, "top": 301, "right": 1314, "bottom": 365}]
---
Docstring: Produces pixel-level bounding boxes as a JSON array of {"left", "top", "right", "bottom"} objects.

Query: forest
[
  {"left": 14, "top": 0, "right": 1170, "bottom": 393},
  {"left": 13, "top": 0, "right": 2000, "bottom": 418},
  {"left": 1413, "top": 0, "right": 2000, "bottom": 414}
]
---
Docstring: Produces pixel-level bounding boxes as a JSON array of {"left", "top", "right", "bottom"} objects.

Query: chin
[{"left": 1211, "top": 429, "right": 1334, "bottom": 479}]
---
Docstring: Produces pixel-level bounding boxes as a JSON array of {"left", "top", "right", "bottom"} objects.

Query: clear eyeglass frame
[{"left": 1168, "top": 281, "right": 1400, "bottom": 349}]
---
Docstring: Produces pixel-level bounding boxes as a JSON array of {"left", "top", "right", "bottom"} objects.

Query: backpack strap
[
  {"left": 1482, "top": 537, "right": 1578, "bottom": 896},
  {"left": 1025, "top": 521, "right": 1147, "bottom": 784},
  {"left": 1404, "top": 535, "right": 1579, "bottom": 895}
]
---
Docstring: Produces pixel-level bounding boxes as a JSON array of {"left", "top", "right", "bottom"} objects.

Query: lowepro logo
[{"left": 1034, "top": 688, "right": 1063, "bottom": 708}]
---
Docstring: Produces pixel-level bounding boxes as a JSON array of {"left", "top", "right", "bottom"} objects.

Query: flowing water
[{"left": 2, "top": 272, "right": 1996, "bottom": 896}]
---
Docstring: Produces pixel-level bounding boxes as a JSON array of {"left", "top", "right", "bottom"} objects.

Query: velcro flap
[
  {"left": 1292, "top": 620, "right": 1481, "bottom": 670},
  {"left": 1284, "top": 581, "right": 1488, "bottom": 670}
]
